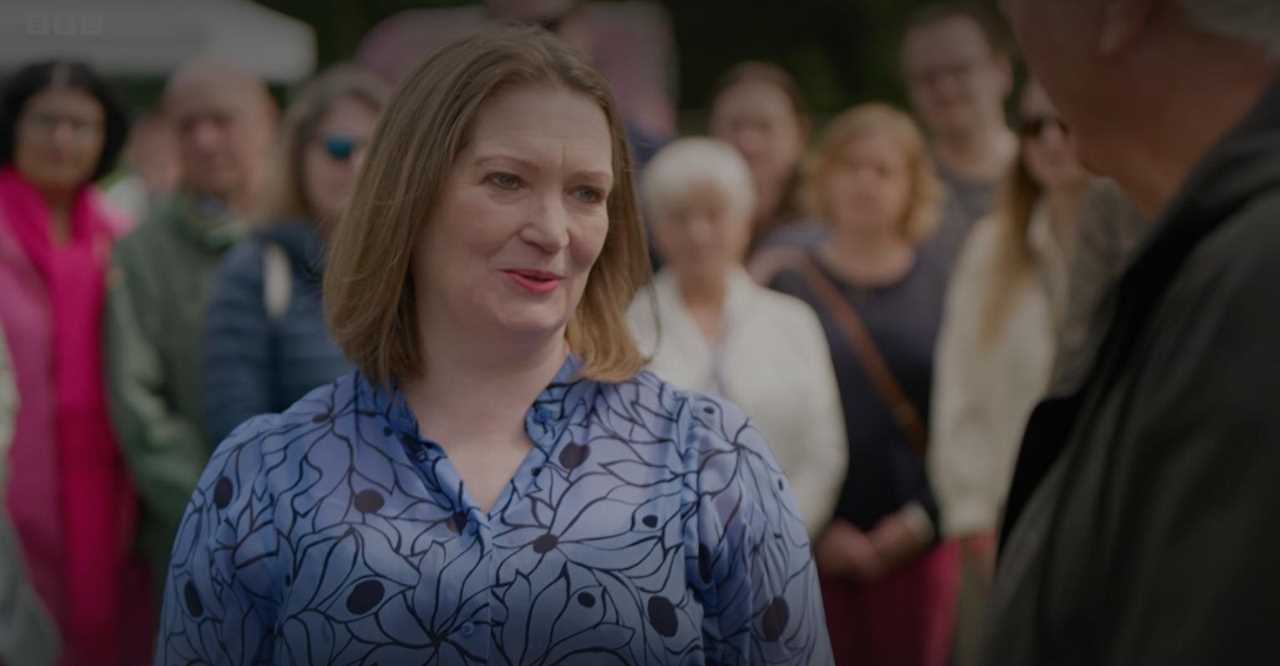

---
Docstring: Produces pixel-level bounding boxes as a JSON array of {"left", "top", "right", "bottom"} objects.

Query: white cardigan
[
  {"left": 628, "top": 268, "right": 847, "bottom": 536},
  {"left": 928, "top": 203, "right": 1071, "bottom": 538}
]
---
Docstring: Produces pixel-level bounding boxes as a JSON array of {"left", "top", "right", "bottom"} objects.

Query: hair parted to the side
[
  {"left": 804, "top": 102, "right": 942, "bottom": 245},
  {"left": 0, "top": 60, "right": 130, "bottom": 182},
  {"left": 324, "top": 25, "right": 652, "bottom": 387},
  {"left": 260, "top": 64, "right": 389, "bottom": 225}
]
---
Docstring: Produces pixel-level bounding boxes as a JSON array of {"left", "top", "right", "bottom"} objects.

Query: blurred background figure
[
  {"left": 0, "top": 327, "right": 58, "bottom": 666},
  {"left": 105, "top": 59, "right": 277, "bottom": 614},
  {"left": 628, "top": 136, "right": 846, "bottom": 537},
  {"left": 927, "top": 79, "right": 1090, "bottom": 666},
  {"left": 356, "top": 0, "right": 676, "bottom": 166},
  {"left": 103, "top": 109, "right": 180, "bottom": 226},
  {"left": 766, "top": 103, "right": 954, "bottom": 666},
  {"left": 708, "top": 61, "right": 815, "bottom": 256},
  {"left": 0, "top": 60, "right": 151, "bottom": 665},
  {"left": 202, "top": 65, "right": 387, "bottom": 445},
  {"left": 901, "top": 3, "right": 1018, "bottom": 273}
]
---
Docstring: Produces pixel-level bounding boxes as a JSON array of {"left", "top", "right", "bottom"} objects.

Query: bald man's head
[{"left": 163, "top": 60, "right": 277, "bottom": 210}]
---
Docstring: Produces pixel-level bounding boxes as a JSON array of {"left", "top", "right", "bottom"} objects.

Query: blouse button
[
  {"left": 459, "top": 622, "right": 475, "bottom": 637},
  {"left": 533, "top": 407, "right": 552, "bottom": 424}
]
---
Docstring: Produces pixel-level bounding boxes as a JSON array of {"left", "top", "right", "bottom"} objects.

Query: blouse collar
[{"left": 362, "top": 353, "right": 588, "bottom": 451}]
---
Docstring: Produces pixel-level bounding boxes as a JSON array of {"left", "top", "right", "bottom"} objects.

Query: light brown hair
[
  {"left": 324, "top": 26, "right": 651, "bottom": 386},
  {"left": 805, "top": 102, "right": 942, "bottom": 244},
  {"left": 980, "top": 116, "right": 1044, "bottom": 345},
  {"left": 261, "top": 64, "right": 389, "bottom": 224}
]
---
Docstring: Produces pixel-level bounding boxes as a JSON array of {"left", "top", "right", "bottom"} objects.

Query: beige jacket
[
  {"left": 628, "top": 268, "right": 847, "bottom": 536},
  {"left": 928, "top": 202, "right": 1072, "bottom": 538}
]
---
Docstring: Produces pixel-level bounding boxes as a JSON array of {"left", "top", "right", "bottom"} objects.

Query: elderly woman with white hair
[{"left": 628, "top": 137, "right": 846, "bottom": 537}]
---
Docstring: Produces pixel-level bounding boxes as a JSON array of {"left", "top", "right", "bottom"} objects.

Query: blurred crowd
[{"left": 0, "top": 1, "right": 1159, "bottom": 665}]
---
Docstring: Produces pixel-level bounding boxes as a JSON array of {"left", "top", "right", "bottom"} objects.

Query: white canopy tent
[{"left": 0, "top": 0, "right": 316, "bottom": 82}]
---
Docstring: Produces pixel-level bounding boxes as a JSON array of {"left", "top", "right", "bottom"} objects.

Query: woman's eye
[
  {"left": 571, "top": 186, "right": 606, "bottom": 205},
  {"left": 486, "top": 172, "right": 522, "bottom": 190}
]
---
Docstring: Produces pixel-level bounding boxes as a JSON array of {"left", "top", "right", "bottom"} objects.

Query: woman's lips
[{"left": 502, "top": 269, "right": 563, "bottom": 295}]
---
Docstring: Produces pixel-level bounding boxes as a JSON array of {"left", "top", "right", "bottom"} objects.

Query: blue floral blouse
[{"left": 156, "top": 355, "right": 833, "bottom": 665}]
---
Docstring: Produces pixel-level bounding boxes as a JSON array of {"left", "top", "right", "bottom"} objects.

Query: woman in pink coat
[{"left": 0, "top": 60, "right": 150, "bottom": 666}]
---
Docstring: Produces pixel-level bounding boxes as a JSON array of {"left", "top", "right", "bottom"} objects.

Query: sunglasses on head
[
  {"left": 1017, "top": 115, "right": 1069, "bottom": 140},
  {"left": 319, "top": 135, "right": 365, "bottom": 162}
]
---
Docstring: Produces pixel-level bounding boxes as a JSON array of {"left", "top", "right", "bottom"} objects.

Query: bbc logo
[{"left": 25, "top": 11, "right": 105, "bottom": 37}]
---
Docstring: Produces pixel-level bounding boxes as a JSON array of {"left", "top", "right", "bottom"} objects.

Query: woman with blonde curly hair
[{"left": 766, "top": 102, "right": 955, "bottom": 666}]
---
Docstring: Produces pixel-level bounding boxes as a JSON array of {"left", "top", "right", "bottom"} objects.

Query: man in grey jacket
[{"left": 985, "top": 0, "right": 1280, "bottom": 663}]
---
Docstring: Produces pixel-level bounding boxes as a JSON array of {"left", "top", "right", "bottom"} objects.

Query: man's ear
[{"left": 1098, "top": 0, "right": 1159, "bottom": 56}]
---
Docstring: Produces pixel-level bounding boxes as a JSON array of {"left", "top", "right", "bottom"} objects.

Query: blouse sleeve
[
  {"left": 155, "top": 417, "right": 281, "bottom": 665},
  {"left": 689, "top": 393, "right": 834, "bottom": 665}
]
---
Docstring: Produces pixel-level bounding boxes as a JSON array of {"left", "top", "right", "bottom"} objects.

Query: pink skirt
[{"left": 821, "top": 541, "right": 961, "bottom": 666}]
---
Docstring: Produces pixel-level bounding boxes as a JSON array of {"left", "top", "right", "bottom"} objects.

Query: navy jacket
[{"left": 201, "top": 220, "right": 351, "bottom": 445}]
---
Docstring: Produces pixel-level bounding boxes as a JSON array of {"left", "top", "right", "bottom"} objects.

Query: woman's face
[
  {"left": 823, "top": 132, "right": 912, "bottom": 240},
  {"left": 653, "top": 181, "right": 749, "bottom": 288},
  {"left": 1019, "top": 82, "right": 1088, "bottom": 192},
  {"left": 709, "top": 81, "right": 804, "bottom": 215},
  {"left": 14, "top": 86, "right": 105, "bottom": 193},
  {"left": 413, "top": 84, "right": 613, "bottom": 344},
  {"left": 303, "top": 95, "right": 379, "bottom": 224}
]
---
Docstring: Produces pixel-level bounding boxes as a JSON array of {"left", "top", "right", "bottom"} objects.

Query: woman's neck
[
  {"left": 403, "top": 331, "right": 569, "bottom": 450},
  {"left": 823, "top": 225, "right": 915, "bottom": 286},
  {"left": 677, "top": 271, "right": 729, "bottom": 344},
  {"left": 36, "top": 185, "right": 77, "bottom": 245}
]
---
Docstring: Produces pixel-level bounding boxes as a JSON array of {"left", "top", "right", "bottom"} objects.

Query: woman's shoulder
[
  {"left": 601, "top": 370, "right": 762, "bottom": 453},
  {"left": 212, "top": 374, "right": 357, "bottom": 453}
]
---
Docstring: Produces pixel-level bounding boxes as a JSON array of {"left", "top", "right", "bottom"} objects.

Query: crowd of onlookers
[{"left": 13, "top": 0, "right": 1258, "bottom": 663}]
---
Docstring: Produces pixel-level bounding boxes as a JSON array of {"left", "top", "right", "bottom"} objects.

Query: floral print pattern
[{"left": 156, "top": 356, "right": 832, "bottom": 665}]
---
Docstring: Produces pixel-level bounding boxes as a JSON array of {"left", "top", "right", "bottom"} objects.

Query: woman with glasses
[
  {"left": 0, "top": 60, "right": 152, "bottom": 664},
  {"left": 202, "top": 65, "right": 388, "bottom": 445},
  {"left": 927, "top": 79, "right": 1090, "bottom": 666}
]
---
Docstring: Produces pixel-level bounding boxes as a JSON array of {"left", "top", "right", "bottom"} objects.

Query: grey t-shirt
[{"left": 922, "top": 162, "right": 1001, "bottom": 279}]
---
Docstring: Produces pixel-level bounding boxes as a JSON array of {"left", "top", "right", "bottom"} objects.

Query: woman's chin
[{"left": 491, "top": 306, "right": 572, "bottom": 341}]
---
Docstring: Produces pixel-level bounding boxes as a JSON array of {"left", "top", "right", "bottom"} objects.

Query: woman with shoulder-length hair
[
  {"left": 0, "top": 59, "right": 154, "bottom": 665},
  {"left": 709, "top": 61, "right": 816, "bottom": 255},
  {"left": 766, "top": 103, "right": 956, "bottom": 666},
  {"left": 158, "top": 27, "right": 831, "bottom": 665},
  {"left": 202, "top": 64, "right": 388, "bottom": 446},
  {"left": 928, "top": 79, "right": 1090, "bottom": 666}
]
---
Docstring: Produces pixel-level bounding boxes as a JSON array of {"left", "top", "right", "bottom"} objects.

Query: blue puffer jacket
[{"left": 201, "top": 220, "right": 352, "bottom": 445}]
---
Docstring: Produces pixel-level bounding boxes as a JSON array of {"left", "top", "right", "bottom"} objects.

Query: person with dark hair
[
  {"left": 105, "top": 59, "right": 278, "bottom": 612},
  {"left": 202, "top": 64, "right": 388, "bottom": 446},
  {"left": 157, "top": 27, "right": 830, "bottom": 664},
  {"left": 710, "top": 61, "right": 814, "bottom": 256},
  {"left": 901, "top": 3, "right": 1019, "bottom": 273},
  {"left": 0, "top": 59, "right": 152, "bottom": 665}
]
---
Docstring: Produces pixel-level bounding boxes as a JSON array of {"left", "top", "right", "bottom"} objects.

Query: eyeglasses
[
  {"left": 318, "top": 135, "right": 366, "bottom": 162},
  {"left": 21, "top": 110, "right": 102, "bottom": 140},
  {"left": 1017, "top": 115, "right": 1069, "bottom": 140}
]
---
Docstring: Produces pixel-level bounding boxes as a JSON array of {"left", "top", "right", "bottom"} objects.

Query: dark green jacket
[
  {"left": 983, "top": 80, "right": 1280, "bottom": 664},
  {"left": 104, "top": 193, "right": 242, "bottom": 593}
]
